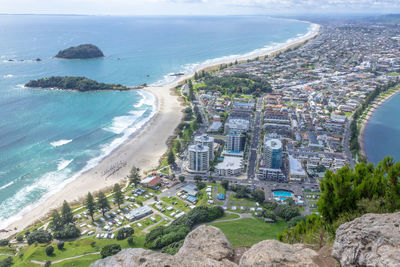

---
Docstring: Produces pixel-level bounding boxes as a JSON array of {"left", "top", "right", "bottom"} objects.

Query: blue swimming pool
[{"left": 273, "top": 190, "right": 293, "bottom": 198}]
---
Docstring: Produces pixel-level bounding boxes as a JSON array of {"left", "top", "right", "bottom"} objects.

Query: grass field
[
  {"left": 209, "top": 218, "right": 287, "bottom": 247},
  {"left": 214, "top": 213, "right": 240, "bottom": 221}
]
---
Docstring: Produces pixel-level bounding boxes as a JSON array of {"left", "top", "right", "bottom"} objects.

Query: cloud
[{"left": 1, "top": 0, "right": 399, "bottom": 15}]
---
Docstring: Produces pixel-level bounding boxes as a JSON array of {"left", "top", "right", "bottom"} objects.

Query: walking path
[{"left": 31, "top": 252, "right": 100, "bottom": 265}]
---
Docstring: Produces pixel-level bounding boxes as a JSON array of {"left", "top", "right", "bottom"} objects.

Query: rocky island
[
  {"left": 55, "top": 44, "right": 104, "bottom": 59},
  {"left": 25, "top": 76, "right": 127, "bottom": 92}
]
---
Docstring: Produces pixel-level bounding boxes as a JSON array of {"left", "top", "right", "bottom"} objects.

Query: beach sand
[
  {"left": 359, "top": 88, "right": 400, "bottom": 159},
  {"left": 0, "top": 23, "right": 321, "bottom": 239}
]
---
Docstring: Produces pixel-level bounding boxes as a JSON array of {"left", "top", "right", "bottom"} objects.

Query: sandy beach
[
  {"left": 359, "top": 88, "right": 400, "bottom": 159},
  {"left": 0, "top": 22, "right": 321, "bottom": 239}
]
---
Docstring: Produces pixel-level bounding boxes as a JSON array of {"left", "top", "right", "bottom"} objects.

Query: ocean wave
[
  {"left": 0, "top": 90, "right": 157, "bottom": 230},
  {"left": 0, "top": 181, "right": 14, "bottom": 191},
  {"left": 151, "top": 22, "right": 319, "bottom": 87},
  {"left": 105, "top": 110, "right": 147, "bottom": 134},
  {"left": 3, "top": 74, "right": 14, "bottom": 78},
  {"left": 51, "top": 139, "right": 72, "bottom": 147},
  {"left": 57, "top": 159, "right": 73, "bottom": 171}
]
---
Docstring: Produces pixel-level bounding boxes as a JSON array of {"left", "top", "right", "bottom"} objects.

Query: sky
[{"left": 1, "top": 0, "right": 400, "bottom": 15}]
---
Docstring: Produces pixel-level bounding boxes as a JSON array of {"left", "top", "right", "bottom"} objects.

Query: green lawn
[
  {"left": 53, "top": 254, "right": 101, "bottom": 267},
  {"left": 214, "top": 213, "right": 240, "bottom": 221},
  {"left": 209, "top": 218, "right": 287, "bottom": 247},
  {"left": 160, "top": 196, "right": 191, "bottom": 213}
]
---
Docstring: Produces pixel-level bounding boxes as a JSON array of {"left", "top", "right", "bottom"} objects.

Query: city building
[
  {"left": 288, "top": 155, "right": 307, "bottom": 182},
  {"left": 263, "top": 138, "right": 282, "bottom": 169},
  {"left": 215, "top": 156, "right": 243, "bottom": 176},
  {"left": 224, "top": 118, "right": 250, "bottom": 133},
  {"left": 194, "top": 134, "right": 214, "bottom": 161},
  {"left": 226, "top": 130, "right": 246, "bottom": 152},
  {"left": 259, "top": 168, "right": 286, "bottom": 182},
  {"left": 188, "top": 144, "right": 209, "bottom": 172}
]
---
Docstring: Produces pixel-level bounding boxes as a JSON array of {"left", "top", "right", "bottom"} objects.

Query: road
[{"left": 247, "top": 97, "right": 263, "bottom": 179}]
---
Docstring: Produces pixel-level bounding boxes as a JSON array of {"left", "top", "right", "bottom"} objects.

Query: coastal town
[{"left": 1, "top": 17, "right": 400, "bottom": 266}]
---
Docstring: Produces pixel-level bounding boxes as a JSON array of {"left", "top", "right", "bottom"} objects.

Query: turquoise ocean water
[
  {"left": 364, "top": 93, "right": 400, "bottom": 164},
  {"left": 0, "top": 15, "right": 311, "bottom": 227}
]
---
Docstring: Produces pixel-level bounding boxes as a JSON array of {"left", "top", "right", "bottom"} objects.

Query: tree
[
  {"left": 0, "top": 257, "right": 12, "bottom": 267},
  {"left": 116, "top": 227, "right": 134, "bottom": 240},
  {"left": 129, "top": 166, "right": 141, "bottom": 187},
  {"left": 45, "top": 246, "right": 54, "bottom": 256},
  {"left": 127, "top": 236, "right": 134, "bottom": 246},
  {"left": 61, "top": 200, "right": 73, "bottom": 225},
  {"left": 0, "top": 239, "right": 9, "bottom": 246},
  {"left": 44, "top": 261, "right": 51, "bottom": 267},
  {"left": 251, "top": 190, "right": 265, "bottom": 203},
  {"left": 27, "top": 230, "right": 52, "bottom": 245},
  {"left": 179, "top": 175, "right": 185, "bottom": 183},
  {"left": 194, "top": 176, "right": 202, "bottom": 183},
  {"left": 97, "top": 192, "right": 110, "bottom": 216},
  {"left": 16, "top": 235, "right": 23, "bottom": 242},
  {"left": 100, "top": 244, "right": 121, "bottom": 258},
  {"left": 167, "top": 150, "right": 175, "bottom": 165},
  {"left": 221, "top": 180, "right": 229, "bottom": 191},
  {"left": 188, "top": 80, "right": 194, "bottom": 101},
  {"left": 51, "top": 210, "right": 63, "bottom": 232},
  {"left": 85, "top": 192, "right": 96, "bottom": 222},
  {"left": 57, "top": 241, "right": 64, "bottom": 250},
  {"left": 113, "top": 184, "right": 124, "bottom": 209}
]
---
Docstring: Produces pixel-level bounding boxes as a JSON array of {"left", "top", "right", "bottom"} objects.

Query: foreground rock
[
  {"left": 332, "top": 212, "right": 400, "bottom": 267},
  {"left": 55, "top": 44, "right": 104, "bottom": 59},
  {"left": 91, "top": 225, "right": 334, "bottom": 267}
]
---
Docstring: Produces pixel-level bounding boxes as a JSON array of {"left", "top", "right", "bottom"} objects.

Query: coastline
[
  {"left": 0, "top": 21, "right": 321, "bottom": 239},
  {"left": 359, "top": 88, "right": 400, "bottom": 160}
]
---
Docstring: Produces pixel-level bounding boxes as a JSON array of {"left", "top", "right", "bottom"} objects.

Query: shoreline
[
  {"left": 359, "top": 88, "right": 400, "bottom": 160},
  {"left": 0, "top": 21, "right": 321, "bottom": 239}
]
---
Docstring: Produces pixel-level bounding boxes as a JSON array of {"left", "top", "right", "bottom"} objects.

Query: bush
[
  {"left": 44, "top": 260, "right": 52, "bottom": 267},
  {"left": 116, "top": 227, "right": 134, "bottom": 240},
  {"left": 161, "top": 240, "right": 184, "bottom": 255},
  {"left": 27, "top": 230, "right": 52, "bottom": 245},
  {"left": 57, "top": 241, "right": 64, "bottom": 250},
  {"left": 262, "top": 209, "right": 277, "bottom": 222},
  {"left": 0, "top": 257, "right": 12, "bottom": 267},
  {"left": 0, "top": 239, "right": 9, "bottom": 246},
  {"left": 288, "top": 216, "right": 307, "bottom": 228},
  {"left": 45, "top": 245, "right": 54, "bottom": 256},
  {"left": 274, "top": 205, "right": 300, "bottom": 221},
  {"left": 53, "top": 224, "right": 80, "bottom": 240},
  {"left": 16, "top": 235, "right": 23, "bottom": 242},
  {"left": 127, "top": 237, "right": 134, "bottom": 246},
  {"left": 100, "top": 244, "right": 121, "bottom": 258}
]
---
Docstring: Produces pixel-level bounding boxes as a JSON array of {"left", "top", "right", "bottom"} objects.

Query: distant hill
[
  {"left": 55, "top": 44, "right": 104, "bottom": 59},
  {"left": 364, "top": 14, "right": 400, "bottom": 24},
  {"left": 25, "top": 76, "right": 127, "bottom": 92}
]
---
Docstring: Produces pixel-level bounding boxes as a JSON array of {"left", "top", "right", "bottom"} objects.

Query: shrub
[
  {"left": 57, "top": 241, "right": 64, "bottom": 250},
  {"left": 274, "top": 205, "right": 300, "bottom": 221},
  {"left": 116, "top": 227, "right": 134, "bottom": 240},
  {"left": 44, "top": 260, "right": 52, "bottom": 267},
  {"left": 27, "top": 230, "right": 52, "bottom": 245},
  {"left": 100, "top": 244, "right": 121, "bottom": 258},
  {"left": 161, "top": 240, "right": 184, "bottom": 255},
  {"left": 288, "top": 216, "right": 307, "bottom": 228},
  {"left": 0, "top": 239, "right": 9, "bottom": 246},
  {"left": 16, "top": 235, "right": 23, "bottom": 242},
  {"left": 0, "top": 257, "right": 12, "bottom": 267},
  {"left": 127, "top": 237, "right": 134, "bottom": 246},
  {"left": 53, "top": 224, "right": 80, "bottom": 240},
  {"left": 45, "top": 246, "right": 54, "bottom": 256}
]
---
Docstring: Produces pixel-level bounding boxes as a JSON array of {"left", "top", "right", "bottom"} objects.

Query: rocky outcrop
[
  {"left": 55, "top": 44, "right": 104, "bottom": 59},
  {"left": 240, "top": 240, "right": 324, "bottom": 267},
  {"left": 91, "top": 225, "right": 334, "bottom": 267},
  {"left": 332, "top": 212, "right": 400, "bottom": 267}
]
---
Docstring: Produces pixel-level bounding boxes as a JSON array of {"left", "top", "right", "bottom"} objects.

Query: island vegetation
[
  {"left": 55, "top": 44, "right": 104, "bottom": 59},
  {"left": 25, "top": 76, "right": 127, "bottom": 92}
]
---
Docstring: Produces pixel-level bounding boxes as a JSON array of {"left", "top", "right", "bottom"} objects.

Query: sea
[
  {"left": 0, "top": 15, "right": 313, "bottom": 228},
  {"left": 363, "top": 93, "right": 400, "bottom": 164}
]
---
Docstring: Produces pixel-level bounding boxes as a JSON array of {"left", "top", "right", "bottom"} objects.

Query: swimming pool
[{"left": 273, "top": 190, "right": 293, "bottom": 199}]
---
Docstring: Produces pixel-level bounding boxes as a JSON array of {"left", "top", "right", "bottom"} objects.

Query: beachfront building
[
  {"left": 259, "top": 167, "right": 286, "bottom": 182},
  {"left": 194, "top": 134, "right": 214, "bottom": 161},
  {"left": 263, "top": 138, "right": 282, "bottom": 169},
  {"left": 226, "top": 130, "right": 246, "bottom": 152},
  {"left": 288, "top": 155, "right": 307, "bottom": 182},
  {"left": 188, "top": 144, "right": 209, "bottom": 172},
  {"left": 215, "top": 156, "right": 243, "bottom": 176}
]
